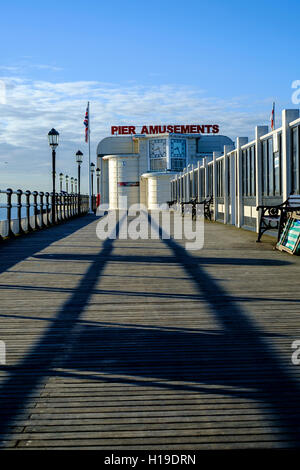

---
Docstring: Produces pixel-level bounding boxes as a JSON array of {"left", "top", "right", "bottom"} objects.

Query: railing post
[
  {"left": 58, "top": 193, "right": 62, "bottom": 222},
  {"left": 25, "top": 190, "right": 33, "bottom": 232},
  {"left": 55, "top": 192, "right": 59, "bottom": 223},
  {"left": 45, "top": 192, "right": 51, "bottom": 226},
  {"left": 62, "top": 194, "right": 66, "bottom": 220},
  {"left": 6, "top": 188, "right": 14, "bottom": 238},
  {"left": 32, "top": 191, "right": 39, "bottom": 230},
  {"left": 39, "top": 192, "right": 46, "bottom": 228},
  {"left": 17, "top": 189, "right": 24, "bottom": 235}
]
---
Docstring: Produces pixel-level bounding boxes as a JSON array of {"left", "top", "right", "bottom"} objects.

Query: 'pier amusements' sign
[{"left": 111, "top": 124, "right": 219, "bottom": 135}]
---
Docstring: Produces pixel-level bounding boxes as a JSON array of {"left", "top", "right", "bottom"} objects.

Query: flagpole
[
  {"left": 273, "top": 102, "right": 275, "bottom": 130},
  {"left": 88, "top": 101, "right": 93, "bottom": 214}
]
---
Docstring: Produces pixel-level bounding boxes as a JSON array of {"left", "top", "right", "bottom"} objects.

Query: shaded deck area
[{"left": 0, "top": 214, "right": 300, "bottom": 449}]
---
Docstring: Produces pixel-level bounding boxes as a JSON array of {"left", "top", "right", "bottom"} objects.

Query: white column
[
  {"left": 236, "top": 137, "right": 248, "bottom": 227},
  {"left": 186, "top": 169, "right": 190, "bottom": 201},
  {"left": 255, "top": 125, "right": 269, "bottom": 231},
  {"left": 229, "top": 152, "right": 235, "bottom": 225},
  {"left": 282, "top": 109, "right": 299, "bottom": 201},
  {"left": 203, "top": 157, "right": 208, "bottom": 197},
  {"left": 191, "top": 164, "right": 194, "bottom": 197},
  {"left": 197, "top": 160, "right": 200, "bottom": 201},
  {"left": 213, "top": 152, "right": 217, "bottom": 221}
]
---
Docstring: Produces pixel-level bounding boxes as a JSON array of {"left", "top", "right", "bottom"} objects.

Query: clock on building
[
  {"left": 149, "top": 139, "right": 167, "bottom": 158},
  {"left": 171, "top": 139, "right": 186, "bottom": 159}
]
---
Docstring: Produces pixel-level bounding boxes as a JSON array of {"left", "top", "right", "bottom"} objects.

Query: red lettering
[
  {"left": 112, "top": 124, "right": 219, "bottom": 135},
  {"left": 149, "top": 125, "right": 159, "bottom": 134}
]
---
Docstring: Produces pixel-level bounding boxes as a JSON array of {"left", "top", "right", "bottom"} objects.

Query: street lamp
[
  {"left": 96, "top": 167, "right": 101, "bottom": 208},
  {"left": 48, "top": 128, "right": 59, "bottom": 224},
  {"left": 59, "top": 173, "right": 63, "bottom": 192},
  {"left": 71, "top": 177, "right": 74, "bottom": 194},
  {"left": 76, "top": 150, "right": 83, "bottom": 214},
  {"left": 66, "top": 175, "right": 69, "bottom": 193},
  {"left": 90, "top": 162, "right": 95, "bottom": 211}
]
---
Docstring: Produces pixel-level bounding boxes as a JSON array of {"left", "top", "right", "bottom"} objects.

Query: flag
[
  {"left": 270, "top": 102, "right": 275, "bottom": 130},
  {"left": 84, "top": 102, "right": 89, "bottom": 143}
]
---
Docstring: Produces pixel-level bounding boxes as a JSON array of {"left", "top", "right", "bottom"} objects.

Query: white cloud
[{"left": 0, "top": 77, "right": 276, "bottom": 192}]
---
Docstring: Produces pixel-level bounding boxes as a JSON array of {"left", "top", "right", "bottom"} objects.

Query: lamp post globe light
[
  {"left": 90, "top": 162, "right": 95, "bottom": 212},
  {"left": 76, "top": 150, "right": 83, "bottom": 214},
  {"left": 48, "top": 128, "right": 59, "bottom": 224},
  {"left": 96, "top": 167, "right": 101, "bottom": 208}
]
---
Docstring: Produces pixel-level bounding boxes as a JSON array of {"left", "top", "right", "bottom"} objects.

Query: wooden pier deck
[{"left": 0, "top": 214, "right": 300, "bottom": 449}]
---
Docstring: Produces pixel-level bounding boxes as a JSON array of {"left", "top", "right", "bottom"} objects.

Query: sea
[{"left": 0, "top": 207, "right": 35, "bottom": 221}]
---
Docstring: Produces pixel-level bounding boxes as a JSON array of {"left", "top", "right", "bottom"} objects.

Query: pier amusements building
[{"left": 96, "top": 124, "right": 233, "bottom": 210}]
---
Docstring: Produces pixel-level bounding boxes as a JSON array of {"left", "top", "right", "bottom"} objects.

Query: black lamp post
[
  {"left": 66, "top": 175, "right": 69, "bottom": 193},
  {"left": 59, "top": 172, "right": 63, "bottom": 192},
  {"left": 96, "top": 167, "right": 101, "bottom": 207},
  {"left": 48, "top": 128, "right": 59, "bottom": 224},
  {"left": 76, "top": 150, "right": 83, "bottom": 213},
  {"left": 71, "top": 177, "right": 74, "bottom": 194},
  {"left": 90, "top": 162, "right": 95, "bottom": 211}
]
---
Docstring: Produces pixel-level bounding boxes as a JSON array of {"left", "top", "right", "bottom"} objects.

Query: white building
[{"left": 96, "top": 129, "right": 233, "bottom": 210}]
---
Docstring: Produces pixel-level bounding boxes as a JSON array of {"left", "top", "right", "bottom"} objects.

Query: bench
[
  {"left": 181, "top": 196, "right": 213, "bottom": 221},
  {"left": 256, "top": 194, "right": 300, "bottom": 242}
]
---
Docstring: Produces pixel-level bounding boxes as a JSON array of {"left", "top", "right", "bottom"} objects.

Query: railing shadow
[{"left": 0, "top": 214, "right": 299, "bottom": 448}]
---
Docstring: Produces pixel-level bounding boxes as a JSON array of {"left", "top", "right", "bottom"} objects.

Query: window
[
  {"left": 262, "top": 140, "right": 268, "bottom": 196},
  {"left": 199, "top": 168, "right": 205, "bottom": 198},
  {"left": 262, "top": 136, "right": 282, "bottom": 197},
  {"left": 292, "top": 127, "right": 299, "bottom": 194},
  {"left": 207, "top": 164, "right": 213, "bottom": 196},
  {"left": 149, "top": 139, "right": 167, "bottom": 171},
  {"left": 171, "top": 139, "right": 186, "bottom": 171},
  {"left": 216, "top": 160, "right": 224, "bottom": 197},
  {"left": 274, "top": 134, "right": 281, "bottom": 195},
  {"left": 250, "top": 146, "right": 256, "bottom": 196},
  {"left": 268, "top": 138, "right": 274, "bottom": 195},
  {"left": 242, "top": 146, "right": 256, "bottom": 196}
]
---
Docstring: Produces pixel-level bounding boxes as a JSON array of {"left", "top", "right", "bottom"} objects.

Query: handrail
[{"left": 0, "top": 188, "right": 95, "bottom": 241}]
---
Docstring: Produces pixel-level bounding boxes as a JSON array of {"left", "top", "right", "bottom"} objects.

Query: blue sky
[{"left": 0, "top": 0, "right": 299, "bottom": 191}]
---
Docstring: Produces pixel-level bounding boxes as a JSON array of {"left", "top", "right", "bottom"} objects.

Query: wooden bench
[
  {"left": 181, "top": 196, "right": 213, "bottom": 221},
  {"left": 256, "top": 194, "right": 300, "bottom": 242}
]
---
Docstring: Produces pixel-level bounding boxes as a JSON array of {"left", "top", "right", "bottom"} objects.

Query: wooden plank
[{"left": 0, "top": 214, "right": 300, "bottom": 449}]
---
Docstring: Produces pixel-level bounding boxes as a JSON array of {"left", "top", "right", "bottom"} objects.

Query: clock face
[
  {"left": 171, "top": 139, "right": 186, "bottom": 158},
  {"left": 149, "top": 139, "right": 167, "bottom": 158}
]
